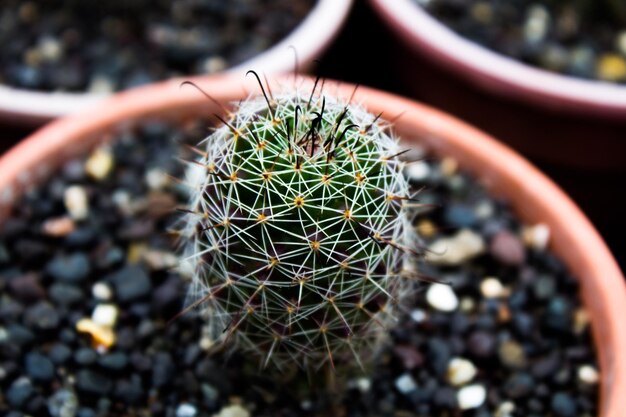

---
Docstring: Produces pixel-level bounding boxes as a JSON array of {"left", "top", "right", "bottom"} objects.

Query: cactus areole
[{"left": 181, "top": 78, "right": 418, "bottom": 370}]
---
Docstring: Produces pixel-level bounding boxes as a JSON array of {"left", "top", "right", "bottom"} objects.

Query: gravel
[
  {"left": 0, "top": 1, "right": 315, "bottom": 93},
  {"left": 0, "top": 120, "right": 598, "bottom": 416},
  {"left": 421, "top": 0, "right": 626, "bottom": 83}
]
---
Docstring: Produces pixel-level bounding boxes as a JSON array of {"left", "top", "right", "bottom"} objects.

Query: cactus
[{"left": 180, "top": 77, "right": 419, "bottom": 371}]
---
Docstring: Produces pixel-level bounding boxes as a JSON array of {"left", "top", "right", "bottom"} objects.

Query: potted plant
[
  {"left": 0, "top": 75, "right": 624, "bottom": 416},
  {"left": 368, "top": 0, "right": 626, "bottom": 172},
  {"left": 0, "top": 0, "right": 352, "bottom": 126}
]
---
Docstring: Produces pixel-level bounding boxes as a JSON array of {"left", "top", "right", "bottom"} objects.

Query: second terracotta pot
[{"left": 370, "top": 0, "right": 626, "bottom": 172}]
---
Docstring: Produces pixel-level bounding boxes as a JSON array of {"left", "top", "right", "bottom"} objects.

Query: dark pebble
[
  {"left": 7, "top": 377, "right": 34, "bottom": 408},
  {"left": 77, "top": 408, "right": 97, "bottom": 417},
  {"left": 427, "top": 338, "right": 451, "bottom": 377},
  {"left": 531, "top": 352, "right": 561, "bottom": 379},
  {"left": 7, "top": 324, "right": 35, "bottom": 346},
  {"left": 49, "top": 283, "right": 84, "bottom": 306},
  {"left": 511, "top": 312, "right": 534, "bottom": 337},
  {"left": 46, "top": 253, "right": 91, "bottom": 283},
  {"left": 444, "top": 204, "right": 478, "bottom": 228},
  {"left": 76, "top": 369, "right": 113, "bottom": 395},
  {"left": 24, "top": 394, "right": 47, "bottom": 414},
  {"left": 96, "top": 246, "right": 124, "bottom": 270},
  {"left": 433, "top": 386, "right": 457, "bottom": 409},
  {"left": 130, "top": 351, "right": 152, "bottom": 372},
  {"left": 107, "top": 265, "right": 152, "bottom": 303},
  {"left": 98, "top": 352, "right": 128, "bottom": 371},
  {"left": 0, "top": 243, "right": 9, "bottom": 264},
  {"left": 117, "top": 220, "right": 155, "bottom": 240},
  {"left": 551, "top": 392, "right": 578, "bottom": 417},
  {"left": 545, "top": 297, "right": 572, "bottom": 332},
  {"left": 503, "top": 372, "right": 535, "bottom": 398},
  {"left": 8, "top": 273, "right": 45, "bottom": 303},
  {"left": 490, "top": 230, "right": 526, "bottom": 266},
  {"left": 14, "top": 239, "right": 50, "bottom": 265},
  {"left": 201, "top": 383, "right": 219, "bottom": 410},
  {"left": 115, "top": 327, "right": 137, "bottom": 350},
  {"left": 24, "top": 301, "right": 60, "bottom": 330},
  {"left": 393, "top": 345, "right": 424, "bottom": 370},
  {"left": 114, "top": 375, "right": 144, "bottom": 405},
  {"left": 49, "top": 343, "right": 73, "bottom": 365},
  {"left": 533, "top": 274, "right": 556, "bottom": 300},
  {"left": 65, "top": 228, "right": 98, "bottom": 248},
  {"left": 25, "top": 351, "right": 55, "bottom": 382},
  {"left": 152, "top": 276, "right": 183, "bottom": 313},
  {"left": 466, "top": 330, "right": 496, "bottom": 358},
  {"left": 152, "top": 352, "right": 175, "bottom": 387},
  {"left": 184, "top": 344, "right": 202, "bottom": 366},
  {"left": 74, "top": 348, "right": 98, "bottom": 366}
]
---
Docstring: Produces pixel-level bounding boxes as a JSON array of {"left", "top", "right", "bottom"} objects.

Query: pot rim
[
  {"left": 370, "top": 0, "right": 626, "bottom": 118},
  {"left": 0, "top": 74, "right": 624, "bottom": 416},
  {"left": 0, "top": 0, "right": 353, "bottom": 125}
]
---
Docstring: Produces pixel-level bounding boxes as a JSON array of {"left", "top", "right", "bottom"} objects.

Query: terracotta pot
[
  {"left": 369, "top": 0, "right": 626, "bottom": 171},
  {"left": 0, "top": 75, "right": 624, "bottom": 415},
  {"left": 0, "top": 0, "right": 352, "bottom": 126}
]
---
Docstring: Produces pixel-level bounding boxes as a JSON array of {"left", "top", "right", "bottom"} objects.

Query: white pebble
[
  {"left": 349, "top": 377, "right": 372, "bottom": 393},
  {"left": 176, "top": 403, "right": 197, "bottom": 417},
  {"left": 447, "top": 357, "right": 477, "bottom": 386},
  {"left": 522, "top": 223, "right": 551, "bottom": 251},
  {"left": 480, "top": 277, "right": 506, "bottom": 298},
  {"left": 495, "top": 401, "right": 516, "bottom": 417},
  {"left": 410, "top": 309, "right": 427, "bottom": 323},
  {"left": 112, "top": 190, "right": 133, "bottom": 215},
  {"left": 617, "top": 31, "right": 626, "bottom": 56},
  {"left": 577, "top": 365, "right": 599, "bottom": 385},
  {"left": 524, "top": 5, "right": 550, "bottom": 44},
  {"left": 457, "top": 384, "right": 487, "bottom": 410},
  {"left": 216, "top": 405, "right": 250, "bottom": 417},
  {"left": 395, "top": 373, "right": 417, "bottom": 394},
  {"left": 459, "top": 297, "right": 476, "bottom": 313},
  {"left": 88, "top": 75, "right": 115, "bottom": 94},
  {"left": 405, "top": 161, "right": 430, "bottom": 181},
  {"left": 202, "top": 56, "right": 227, "bottom": 74},
  {"left": 38, "top": 36, "right": 63, "bottom": 62},
  {"left": 474, "top": 200, "right": 494, "bottom": 219},
  {"left": 145, "top": 168, "right": 169, "bottom": 191},
  {"left": 92, "top": 304, "right": 119, "bottom": 328},
  {"left": 426, "top": 283, "right": 458, "bottom": 312},
  {"left": 85, "top": 147, "right": 114, "bottom": 181},
  {"left": 427, "top": 229, "right": 486, "bottom": 265},
  {"left": 92, "top": 282, "right": 113, "bottom": 301},
  {"left": 64, "top": 185, "right": 89, "bottom": 220}
]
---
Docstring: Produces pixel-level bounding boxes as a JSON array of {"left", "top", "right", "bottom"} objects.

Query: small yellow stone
[
  {"left": 471, "top": 1, "right": 493, "bottom": 24},
  {"left": 85, "top": 146, "right": 114, "bottom": 180},
  {"left": 574, "top": 308, "right": 590, "bottom": 334},
  {"left": 127, "top": 242, "right": 147, "bottom": 264},
  {"left": 416, "top": 219, "right": 437, "bottom": 238},
  {"left": 440, "top": 157, "right": 458, "bottom": 176},
  {"left": 76, "top": 318, "right": 116, "bottom": 349},
  {"left": 596, "top": 54, "right": 626, "bottom": 82}
]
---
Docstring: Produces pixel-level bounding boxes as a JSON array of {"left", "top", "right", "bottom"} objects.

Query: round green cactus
[{"left": 181, "top": 78, "right": 417, "bottom": 370}]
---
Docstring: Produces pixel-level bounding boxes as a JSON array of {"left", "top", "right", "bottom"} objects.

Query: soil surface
[
  {"left": 0, "top": 0, "right": 314, "bottom": 93},
  {"left": 0, "top": 119, "right": 598, "bottom": 416},
  {"left": 420, "top": 0, "right": 626, "bottom": 83}
]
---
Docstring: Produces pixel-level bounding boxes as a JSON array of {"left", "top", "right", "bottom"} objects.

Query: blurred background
[{"left": 1, "top": 0, "right": 624, "bottom": 270}]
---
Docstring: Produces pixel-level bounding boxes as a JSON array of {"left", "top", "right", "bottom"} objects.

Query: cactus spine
[{"left": 181, "top": 78, "right": 417, "bottom": 370}]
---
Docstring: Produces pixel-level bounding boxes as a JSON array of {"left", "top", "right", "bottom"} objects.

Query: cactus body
[{"left": 182, "top": 82, "right": 417, "bottom": 369}]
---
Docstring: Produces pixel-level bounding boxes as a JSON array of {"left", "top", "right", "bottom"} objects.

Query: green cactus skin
[{"left": 181, "top": 79, "right": 418, "bottom": 370}]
